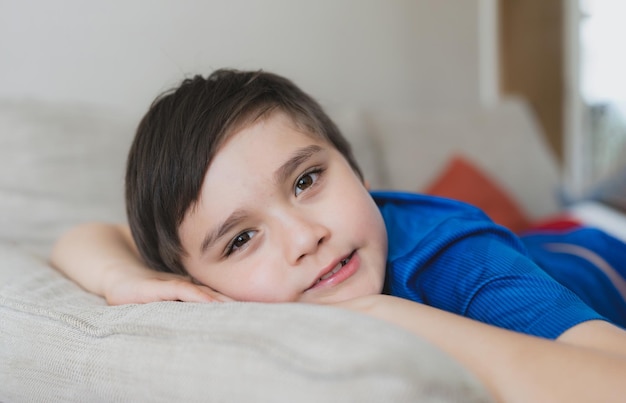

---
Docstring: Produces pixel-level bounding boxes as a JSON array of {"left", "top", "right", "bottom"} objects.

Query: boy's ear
[{"left": 364, "top": 179, "right": 371, "bottom": 190}]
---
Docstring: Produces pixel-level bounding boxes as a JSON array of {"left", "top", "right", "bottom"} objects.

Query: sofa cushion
[
  {"left": 365, "top": 98, "right": 561, "bottom": 220},
  {"left": 0, "top": 100, "right": 134, "bottom": 258},
  {"left": 0, "top": 243, "right": 491, "bottom": 402},
  {"left": 327, "top": 106, "right": 387, "bottom": 189},
  {"left": 424, "top": 154, "right": 531, "bottom": 233}
]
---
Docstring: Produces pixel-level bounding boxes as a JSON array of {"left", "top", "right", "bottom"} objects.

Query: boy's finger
[
  {"left": 147, "top": 282, "right": 215, "bottom": 303},
  {"left": 196, "top": 285, "right": 235, "bottom": 302}
]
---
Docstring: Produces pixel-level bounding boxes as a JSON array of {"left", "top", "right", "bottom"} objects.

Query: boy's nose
[{"left": 279, "top": 210, "right": 329, "bottom": 265}]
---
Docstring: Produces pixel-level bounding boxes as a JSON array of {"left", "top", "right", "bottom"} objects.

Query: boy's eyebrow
[
  {"left": 200, "top": 209, "right": 248, "bottom": 255},
  {"left": 273, "top": 144, "right": 323, "bottom": 185},
  {"left": 200, "top": 144, "right": 324, "bottom": 255}
]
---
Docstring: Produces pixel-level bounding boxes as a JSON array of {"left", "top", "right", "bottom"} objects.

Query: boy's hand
[
  {"left": 104, "top": 269, "right": 233, "bottom": 305},
  {"left": 50, "top": 222, "right": 234, "bottom": 305}
]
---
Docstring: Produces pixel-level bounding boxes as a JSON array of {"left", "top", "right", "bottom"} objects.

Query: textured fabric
[
  {"left": 0, "top": 244, "right": 491, "bottom": 403},
  {"left": 375, "top": 191, "right": 607, "bottom": 339},
  {"left": 0, "top": 100, "right": 132, "bottom": 258}
]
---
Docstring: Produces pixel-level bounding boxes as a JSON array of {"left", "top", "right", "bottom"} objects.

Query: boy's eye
[
  {"left": 294, "top": 169, "right": 322, "bottom": 196},
  {"left": 226, "top": 230, "right": 256, "bottom": 256}
]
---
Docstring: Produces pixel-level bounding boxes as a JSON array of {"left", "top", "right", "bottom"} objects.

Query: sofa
[{"left": 0, "top": 97, "right": 563, "bottom": 402}]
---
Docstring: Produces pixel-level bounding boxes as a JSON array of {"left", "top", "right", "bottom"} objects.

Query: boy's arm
[
  {"left": 50, "top": 222, "right": 231, "bottom": 304},
  {"left": 335, "top": 294, "right": 626, "bottom": 403}
]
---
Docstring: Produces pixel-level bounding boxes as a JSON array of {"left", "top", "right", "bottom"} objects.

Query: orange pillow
[{"left": 424, "top": 155, "right": 531, "bottom": 233}]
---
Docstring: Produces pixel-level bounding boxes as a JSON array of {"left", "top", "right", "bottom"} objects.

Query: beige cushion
[
  {"left": 365, "top": 98, "right": 562, "bottom": 219},
  {"left": 326, "top": 106, "right": 387, "bottom": 189},
  {"left": 0, "top": 243, "right": 490, "bottom": 402},
  {"left": 0, "top": 100, "right": 133, "bottom": 258}
]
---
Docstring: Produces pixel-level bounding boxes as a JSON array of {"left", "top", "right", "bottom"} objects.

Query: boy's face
[{"left": 179, "top": 112, "right": 388, "bottom": 304}]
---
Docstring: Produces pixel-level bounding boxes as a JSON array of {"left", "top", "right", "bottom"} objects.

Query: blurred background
[{"left": 1, "top": 0, "right": 624, "bottom": 198}]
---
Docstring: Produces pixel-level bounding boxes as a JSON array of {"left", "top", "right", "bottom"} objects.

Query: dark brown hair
[{"left": 125, "top": 69, "right": 362, "bottom": 274}]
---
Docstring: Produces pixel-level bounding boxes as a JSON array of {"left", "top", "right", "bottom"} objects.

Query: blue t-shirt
[
  {"left": 373, "top": 191, "right": 609, "bottom": 339},
  {"left": 521, "top": 226, "right": 626, "bottom": 326}
]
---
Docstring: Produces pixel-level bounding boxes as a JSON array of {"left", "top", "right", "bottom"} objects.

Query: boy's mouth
[{"left": 309, "top": 250, "right": 356, "bottom": 289}]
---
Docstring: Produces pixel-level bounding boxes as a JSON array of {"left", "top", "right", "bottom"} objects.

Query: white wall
[{"left": 0, "top": 0, "right": 483, "bottom": 118}]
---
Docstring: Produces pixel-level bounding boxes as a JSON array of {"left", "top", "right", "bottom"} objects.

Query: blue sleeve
[
  {"left": 521, "top": 227, "right": 626, "bottom": 327},
  {"left": 386, "top": 215, "right": 606, "bottom": 339},
  {"left": 428, "top": 223, "right": 603, "bottom": 338}
]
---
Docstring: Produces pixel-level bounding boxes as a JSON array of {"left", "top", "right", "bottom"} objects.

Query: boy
[{"left": 52, "top": 69, "right": 626, "bottom": 401}]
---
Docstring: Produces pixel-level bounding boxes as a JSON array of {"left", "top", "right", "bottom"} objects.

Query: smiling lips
[{"left": 308, "top": 250, "right": 358, "bottom": 290}]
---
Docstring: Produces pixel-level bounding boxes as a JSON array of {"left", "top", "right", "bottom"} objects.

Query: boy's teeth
[
  {"left": 320, "top": 263, "right": 342, "bottom": 281},
  {"left": 319, "top": 255, "right": 352, "bottom": 282}
]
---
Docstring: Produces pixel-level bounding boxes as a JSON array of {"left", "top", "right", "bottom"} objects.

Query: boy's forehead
[
  {"left": 181, "top": 114, "right": 333, "bottom": 242},
  {"left": 219, "top": 111, "right": 327, "bottom": 153}
]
